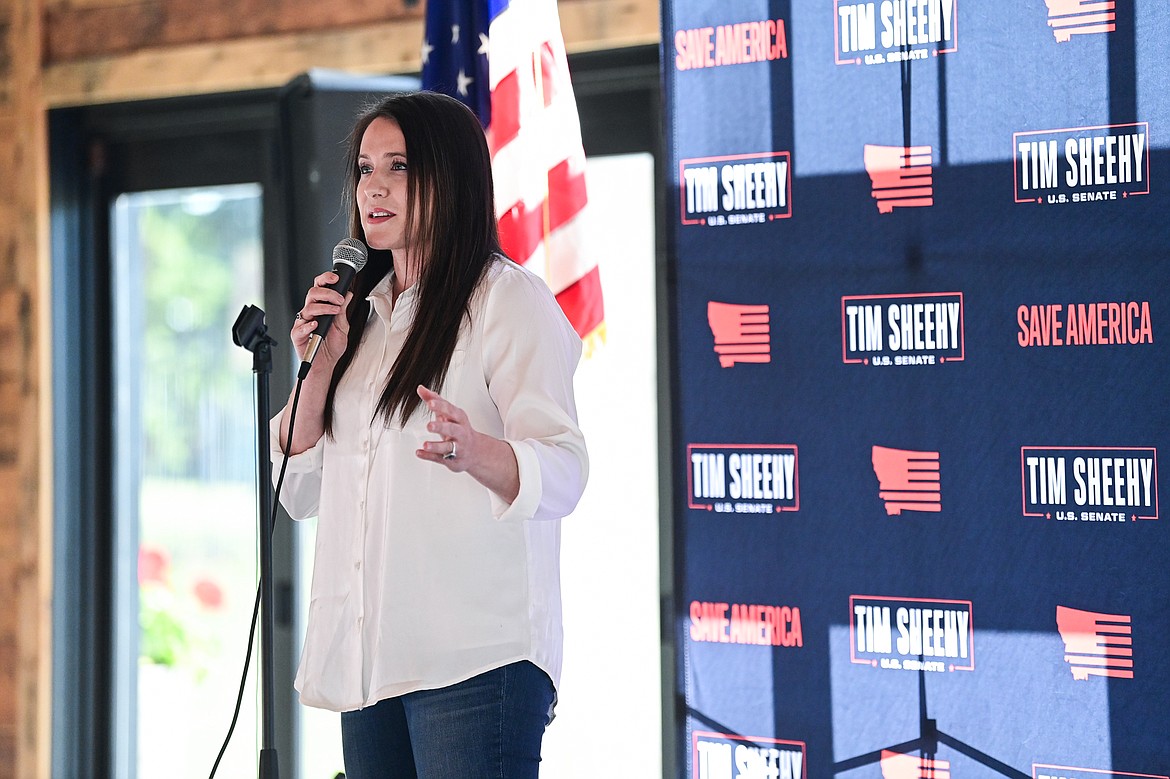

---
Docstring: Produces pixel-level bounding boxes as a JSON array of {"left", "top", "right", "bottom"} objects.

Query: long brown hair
[{"left": 323, "top": 91, "right": 502, "bottom": 431}]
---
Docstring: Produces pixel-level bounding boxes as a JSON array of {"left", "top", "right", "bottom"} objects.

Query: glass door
[{"left": 110, "top": 183, "right": 265, "bottom": 778}]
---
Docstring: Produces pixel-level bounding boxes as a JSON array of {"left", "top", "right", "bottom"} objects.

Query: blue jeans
[{"left": 340, "top": 661, "right": 555, "bottom": 778}]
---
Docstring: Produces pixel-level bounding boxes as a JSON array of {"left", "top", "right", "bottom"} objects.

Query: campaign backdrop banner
[{"left": 663, "top": 2, "right": 1170, "bottom": 777}]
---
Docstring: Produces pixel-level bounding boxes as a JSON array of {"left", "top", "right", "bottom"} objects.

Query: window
[{"left": 111, "top": 184, "right": 265, "bottom": 777}]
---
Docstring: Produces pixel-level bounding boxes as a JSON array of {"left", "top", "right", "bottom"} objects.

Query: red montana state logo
[
  {"left": 1044, "top": 0, "right": 1116, "bottom": 42},
  {"left": 708, "top": 301, "right": 771, "bottom": 367},
  {"left": 872, "top": 446, "right": 941, "bottom": 514},
  {"left": 865, "top": 145, "right": 934, "bottom": 212},
  {"left": 882, "top": 750, "right": 951, "bottom": 779},
  {"left": 1056, "top": 605, "right": 1133, "bottom": 680}
]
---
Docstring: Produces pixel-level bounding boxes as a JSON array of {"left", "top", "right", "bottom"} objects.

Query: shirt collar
[{"left": 367, "top": 270, "right": 418, "bottom": 320}]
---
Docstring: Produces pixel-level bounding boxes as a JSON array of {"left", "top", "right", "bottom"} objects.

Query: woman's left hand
[
  {"left": 415, "top": 385, "right": 521, "bottom": 502},
  {"left": 416, "top": 385, "right": 478, "bottom": 472}
]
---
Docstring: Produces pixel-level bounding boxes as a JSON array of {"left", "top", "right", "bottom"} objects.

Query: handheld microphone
[{"left": 298, "top": 238, "right": 368, "bottom": 379}]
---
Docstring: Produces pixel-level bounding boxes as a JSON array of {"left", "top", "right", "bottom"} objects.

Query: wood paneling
[
  {"left": 0, "top": 0, "right": 51, "bottom": 775},
  {"left": 45, "top": 0, "right": 423, "bottom": 63},
  {"left": 43, "top": 0, "right": 660, "bottom": 107},
  {"left": 45, "top": 19, "right": 427, "bottom": 106}
]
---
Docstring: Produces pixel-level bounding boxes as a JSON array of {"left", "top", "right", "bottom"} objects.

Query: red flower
[
  {"left": 138, "top": 547, "right": 169, "bottom": 585},
  {"left": 193, "top": 578, "right": 224, "bottom": 610}
]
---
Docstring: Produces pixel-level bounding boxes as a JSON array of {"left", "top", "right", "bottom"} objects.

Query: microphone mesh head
[{"left": 333, "top": 238, "right": 369, "bottom": 270}]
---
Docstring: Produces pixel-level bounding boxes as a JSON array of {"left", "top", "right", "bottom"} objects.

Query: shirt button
[{"left": 354, "top": 561, "right": 362, "bottom": 571}]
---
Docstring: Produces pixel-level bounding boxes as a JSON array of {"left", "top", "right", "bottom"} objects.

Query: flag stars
[
  {"left": 456, "top": 69, "right": 474, "bottom": 96},
  {"left": 451, "top": 24, "right": 460, "bottom": 44},
  {"left": 420, "top": 38, "right": 434, "bottom": 65},
  {"left": 478, "top": 32, "right": 491, "bottom": 57}
]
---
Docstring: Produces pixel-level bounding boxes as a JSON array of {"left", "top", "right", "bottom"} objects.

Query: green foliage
[
  {"left": 127, "top": 189, "right": 263, "bottom": 480},
  {"left": 139, "top": 584, "right": 189, "bottom": 667}
]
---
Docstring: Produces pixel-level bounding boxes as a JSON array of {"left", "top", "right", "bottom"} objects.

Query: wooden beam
[
  {"left": 45, "top": 0, "right": 423, "bottom": 64},
  {"left": 43, "top": 0, "right": 660, "bottom": 107},
  {"left": 0, "top": 0, "right": 51, "bottom": 776},
  {"left": 44, "top": 19, "right": 428, "bottom": 107}
]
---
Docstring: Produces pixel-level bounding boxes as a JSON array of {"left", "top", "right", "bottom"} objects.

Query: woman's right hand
[{"left": 292, "top": 271, "right": 354, "bottom": 367}]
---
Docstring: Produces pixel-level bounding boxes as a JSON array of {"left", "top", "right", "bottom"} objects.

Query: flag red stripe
[
  {"left": 497, "top": 160, "right": 587, "bottom": 262},
  {"left": 547, "top": 158, "right": 587, "bottom": 227},
  {"left": 497, "top": 205, "right": 539, "bottom": 263},
  {"left": 488, "top": 40, "right": 558, "bottom": 155},
  {"left": 555, "top": 264, "right": 604, "bottom": 337},
  {"left": 540, "top": 42, "right": 557, "bottom": 106},
  {"left": 488, "top": 70, "right": 522, "bottom": 154}
]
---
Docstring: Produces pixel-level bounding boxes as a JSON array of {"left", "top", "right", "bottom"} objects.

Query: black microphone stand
[{"left": 232, "top": 304, "right": 280, "bottom": 779}]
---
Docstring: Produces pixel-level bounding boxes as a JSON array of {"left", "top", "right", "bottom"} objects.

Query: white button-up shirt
[{"left": 270, "top": 258, "right": 588, "bottom": 712}]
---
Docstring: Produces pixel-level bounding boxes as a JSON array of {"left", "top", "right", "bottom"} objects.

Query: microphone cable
[{"left": 208, "top": 373, "right": 306, "bottom": 779}]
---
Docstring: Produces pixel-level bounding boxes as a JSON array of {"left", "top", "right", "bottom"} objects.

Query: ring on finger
[
  {"left": 443, "top": 441, "right": 457, "bottom": 460},
  {"left": 295, "top": 313, "right": 303, "bottom": 321}
]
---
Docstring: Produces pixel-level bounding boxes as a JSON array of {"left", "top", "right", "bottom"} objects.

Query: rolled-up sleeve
[
  {"left": 268, "top": 414, "right": 326, "bottom": 520},
  {"left": 481, "top": 268, "right": 589, "bottom": 522}
]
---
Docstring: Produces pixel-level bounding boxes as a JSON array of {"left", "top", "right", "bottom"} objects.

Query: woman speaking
[{"left": 272, "top": 91, "right": 588, "bottom": 777}]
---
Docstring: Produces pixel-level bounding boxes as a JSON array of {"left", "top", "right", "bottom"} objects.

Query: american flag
[{"left": 422, "top": 0, "right": 605, "bottom": 346}]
